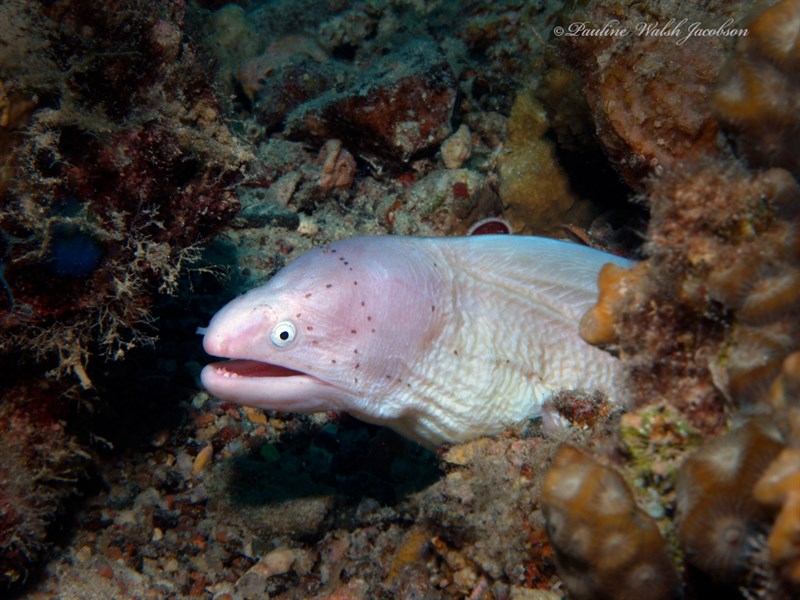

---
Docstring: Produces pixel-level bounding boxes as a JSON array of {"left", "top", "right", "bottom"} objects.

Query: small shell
[{"left": 192, "top": 443, "right": 214, "bottom": 476}]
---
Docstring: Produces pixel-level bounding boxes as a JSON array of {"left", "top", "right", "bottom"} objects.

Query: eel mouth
[
  {"left": 206, "top": 359, "right": 307, "bottom": 379},
  {"left": 200, "top": 359, "right": 346, "bottom": 411}
]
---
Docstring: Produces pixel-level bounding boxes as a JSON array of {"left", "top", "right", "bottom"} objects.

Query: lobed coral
[
  {"left": 580, "top": 161, "right": 800, "bottom": 432},
  {"left": 712, "top": 0, "right": 800, "bottom": 179},
  {"left": 541, "top": 444, "right": 680, "bottom": 600},
  {"left": 675, "top": 418, "right": 785, "bottom": 584}
]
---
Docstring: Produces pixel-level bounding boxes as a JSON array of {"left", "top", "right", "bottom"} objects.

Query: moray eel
[{"left": 201, "top": 235, "right": 633, "bottom": 447}]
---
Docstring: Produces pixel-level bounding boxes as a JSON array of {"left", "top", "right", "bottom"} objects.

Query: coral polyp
[{"left": 541, "top": 444, "right": 680, "bottom": 600}]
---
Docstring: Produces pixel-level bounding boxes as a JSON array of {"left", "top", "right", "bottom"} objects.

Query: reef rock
[{"left": 286, "top": 39, "right": 456, "bottom": 164}]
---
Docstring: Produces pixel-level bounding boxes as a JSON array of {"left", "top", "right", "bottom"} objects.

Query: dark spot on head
[
  {"left": 344, "top": 261, "right": 349, "bottom": 265},
  {"left": 306, "top": 326, "right": 314, "bottom": 331},
  {"left": 355, "top": 377, "right": 358, "bottom": 384},
  {"left": 371, "top": 328, "right": 376, "bottom": 333},
  {"left": 311, "top": 340, "right": 319, "bottom": 345},
  {"left": 330, "top": 249, "right": 337, "bottom": 253},
  {"left": 355, "top": 362, "right": 360, "bottom": 369},
  {"left": 361, "top": 301, "right": 365, "bottom": 307},
  {"left": 367, "top": 316, "right": 372, "bottom": 321},
  {"left": 353, "top": 349, "right": 358, "bottom": 354},
  {"left": 331, "top": 359, "right": 336, "bottom": 364},
  {"left": 351, "top": 329, "right": 357, "bottom": 334},
  {"left": 326, "top": 284, "right": 332, "bottom": 288},
  {"left": 305, "top": 293, "right": 312, "bottom": 298},
  {"left": 296, "top": 313, "right": 302, "bottom": 318},
  {"left": 339, "top": 257, "right": 344, "bottom": 261},
  {"left": 454, "top": 349, "right": 458, "bottom": 355},
  {"left": 431, "top": 305, "right": 435, "bottom": 312},
  {"left": 385, "top": 374, "right": 391, "bottom": 379}
]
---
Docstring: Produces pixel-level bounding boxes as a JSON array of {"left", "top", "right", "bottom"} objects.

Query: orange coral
[
  {"left": 541, "top": 444, "right": 680, "bottom": 600},
  {"left": 754, "top": 447, "right": 800, "bottom": 583},
  {"left": 579, "top": 262, "right": 647, "bottom": 347}
]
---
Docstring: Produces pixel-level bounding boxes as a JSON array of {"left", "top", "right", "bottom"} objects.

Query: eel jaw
[{"left": 200, "top": 359, "right": 347, "bottom": 412}]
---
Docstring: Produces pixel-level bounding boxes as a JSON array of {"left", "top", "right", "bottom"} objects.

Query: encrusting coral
[
  {"left": 541, "top": 444, "right": 680, "bottom": 600},
  {"left": 498, "top": 90, "right": 589, "bottom": 235}
]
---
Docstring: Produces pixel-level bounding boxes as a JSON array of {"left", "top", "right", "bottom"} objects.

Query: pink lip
[{"left": 206, "top": 359, "right": 304, "bottom": 378}]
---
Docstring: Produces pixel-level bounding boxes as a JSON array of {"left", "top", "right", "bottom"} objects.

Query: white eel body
[{"left": 201, "top": 235, "right": 633, "bottom": 447}]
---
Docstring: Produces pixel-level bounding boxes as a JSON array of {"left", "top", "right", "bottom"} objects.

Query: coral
[
  {"left": 579, "top": 262, "right": 647, "bottom": 347},
  {"left": 201, "top": 4, "right": 260, "bottom": 87},
  {"left": 755, "top": 446, "right": 800, "bottom": 584},
  {"left": 0, "top": 0, "right": 248, "bottom": 376},
  {"left": 675, "top": 418, "right": 785, "bottom": 584},
  {"left": 540, "top": 444, "right": 680, "bottom": 600},
  {"left": 580, "top": 160, "right": 800, "bottom": 432},
  {"left": 554, "top": 0, "right": 745, "bottom": 188},
  {"left": 751, "top": 352, "right": 800, "bottom": 586},
  {"left": 0, "top": 380, "right": 91, "bottom": 590},
  {"left": 498, "top": 90, "right": 589, "bottom": 235},
  {"left": 286, "top": 39, "right": 457, "bottom": 164},
  {"left": 712, "top": 0, "right": 800, "bottom": 179}
]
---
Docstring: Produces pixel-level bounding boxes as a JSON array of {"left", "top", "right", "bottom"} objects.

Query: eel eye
[{"left": 270, "top": 321, "right": 296, "bottom": 347}]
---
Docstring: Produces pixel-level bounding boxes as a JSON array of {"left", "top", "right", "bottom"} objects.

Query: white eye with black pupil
[{"left": 270, "top": 321, "right": 296, "bottom": 347}]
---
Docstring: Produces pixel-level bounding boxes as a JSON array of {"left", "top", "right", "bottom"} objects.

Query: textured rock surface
[{"left": 286, "top": 40, "right": 456, "bottom": 163}]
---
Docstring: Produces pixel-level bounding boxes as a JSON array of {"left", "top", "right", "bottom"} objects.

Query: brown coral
[
  {"left": 754, "top": 446, "right": 800, "bottom": 584},
  {"left": 676, "top": 418, "right": 785, "bottom": 584},
  {"left": 712, "top": 0, "right": 800, "bottom": 179},
  {"left": 579, "top": 160, "right": 800, "bottom": 431},
  {"left": 541, "top": 444, "right": 680, "bottom": 600}
]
